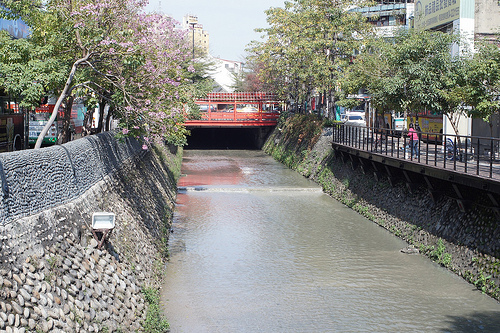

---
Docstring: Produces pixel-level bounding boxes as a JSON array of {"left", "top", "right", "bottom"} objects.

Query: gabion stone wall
[
  {"left": 0, "top": 133, "right": 143, "bottom": 267},
  {"left": 0, "top": 133, "right": 142, "bottom": 225}
]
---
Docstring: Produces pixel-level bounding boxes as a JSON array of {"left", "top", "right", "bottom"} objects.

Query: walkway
[{"left": 332, "top": 124, "right": 500, "bottom": 196}]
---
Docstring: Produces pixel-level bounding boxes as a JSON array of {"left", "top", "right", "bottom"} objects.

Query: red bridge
[{"left": 185, "top": 92, "right": 281, "bottom": 128}]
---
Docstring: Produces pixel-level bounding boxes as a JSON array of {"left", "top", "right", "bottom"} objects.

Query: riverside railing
[{"left": 332, "top": 124, "right": 500, "bottom": 180}]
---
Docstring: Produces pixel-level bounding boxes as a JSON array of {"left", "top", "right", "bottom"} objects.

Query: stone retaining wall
[
  {"left": 0, "top": 133, "right": 141, "bottom": 225},
  {"left": 0, "top": 134, "right": 181, "bottom": 332},
  {"left": 0, "top": 133, "right": 144, "bottom": 268},
  {"left": 263, "top": 114, "right": 500, "bottom": 301}
]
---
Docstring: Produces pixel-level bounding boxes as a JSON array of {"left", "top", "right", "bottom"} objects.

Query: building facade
[
  {"left": 208, "top": 57, "right": 244, "bottom": 92},
  {"left": 182, "top": 15, "right": 210, "bottom": 56},
  {"left": 352, "top": 1, "right": 415, "bottom": 37},
  {"left": 352, "top": 0, "right": 500, "bottom": 139}
]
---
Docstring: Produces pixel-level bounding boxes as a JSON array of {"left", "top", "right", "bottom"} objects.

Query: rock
[
  {"left": 19, "top": 289, "right": 30, "bottom": 303},
  {"left": 12, "top": 274, "right": 22, "bottom": 285},
  {"left": 74, "top": 300, "right": 83, "bottom": 310},
  {"left": 11, "top": 302, "right": 23, "bottom": 315},
  {"left": 89, "top": 238, "right": 98, "bottom": 248},
  {"left": 48, "top": 310, "right": 59, "bottom": 320},
  {"left": 39, "top": 294, "right": 47, "bottom": 307},
  {"left": 23, "top": 308, "right": 29, "bottom": 320},
  {"left": 59, "top": 308, "right": 66, "bottom": 322},
  {"left": 3, "top": 279, "right": 12, "bottom": 288},
  {"left": 62, "top": 276, "right": 71, "bottom": 286},
  {"left": 400, "top": 245, "right": 420, "bottom": 254},
  {"left": 28, "top": 319, "right": 36, "bottom": 330},
  {"left": 96, "top": 310, "right": 110, "bottom": 322},
  {"left": 39, "top": 306, "right": 48, "bottom": 319},
  {"left": 60, "top": 289, "right": 67, "bottom": 301},
  {"left": 81, "top": 260, "right": 90, "bottom": 272},
  {"left": 16, "top": 295, "right": 24, "bottom": 308}
]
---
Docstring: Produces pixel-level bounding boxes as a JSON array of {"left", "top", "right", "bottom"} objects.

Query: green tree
[
  {"left": 0, "top": 0, "right": 195, "bottom": 148},
  {"left": 340, "top": 29, "right": 457, "bottom": 128},
  {"left": 464, "top": 42, "right": 500, "bottom": 135},
  {"left": 249, "top": 0, "right": 373, "bottom": 117},
  {"left": 0, "top": 30, "right": 67, "bottom": 108}
]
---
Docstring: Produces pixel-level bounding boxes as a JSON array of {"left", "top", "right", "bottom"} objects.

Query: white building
[{"left": 206, "top": 56, "right": 244, "bottom": 92}]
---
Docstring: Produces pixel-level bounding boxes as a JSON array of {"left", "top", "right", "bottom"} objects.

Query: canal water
[{"left": 161, "top": 150, "right": 500, "bottom": 333}]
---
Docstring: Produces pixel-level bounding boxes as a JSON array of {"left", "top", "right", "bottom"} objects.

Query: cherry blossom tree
[{"left": 1, "top": 0, "right": 194, "bottom": 148}]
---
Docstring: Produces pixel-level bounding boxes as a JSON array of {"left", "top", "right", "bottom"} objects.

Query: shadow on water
[{"left": 442, "top": 311, "right": 500, "bottom": 332}]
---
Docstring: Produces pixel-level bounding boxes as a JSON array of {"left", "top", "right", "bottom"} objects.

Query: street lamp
[{"left": 189, "top": 22, "right": 196, "bottom": 59}]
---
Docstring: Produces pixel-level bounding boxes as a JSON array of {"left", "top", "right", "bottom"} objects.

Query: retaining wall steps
[{"left": 0, "top": 233, "right": 146, "bottom": 333}]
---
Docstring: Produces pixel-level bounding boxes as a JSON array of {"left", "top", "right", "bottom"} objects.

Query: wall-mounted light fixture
[{"left": 91, "top": 212, "right": 115, "bottom": 249}]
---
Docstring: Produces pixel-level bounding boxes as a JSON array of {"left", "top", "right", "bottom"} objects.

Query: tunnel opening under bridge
[{"left": 185, "top": 127, "right": 275, "bottom": 150}]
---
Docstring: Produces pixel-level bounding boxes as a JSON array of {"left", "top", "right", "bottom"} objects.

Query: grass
[
  {"left": 429, "top": 239, "right": 452, "bottom": 267},
  {"left": 142, "top": 287, "right": 170, "bottom": 333}
]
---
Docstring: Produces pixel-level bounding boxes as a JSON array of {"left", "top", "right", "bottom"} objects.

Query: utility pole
[{"left": 189, "top": 22, "right": 196, "bottom": 59}]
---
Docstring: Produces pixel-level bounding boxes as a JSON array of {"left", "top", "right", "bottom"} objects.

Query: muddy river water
[{"left": 161, "top": 150, "right": 500, "bottom": 332}]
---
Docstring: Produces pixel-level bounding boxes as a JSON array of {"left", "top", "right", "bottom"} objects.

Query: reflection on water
[{"left": 162, "top": 150, "right": 500, "bottom": 333}]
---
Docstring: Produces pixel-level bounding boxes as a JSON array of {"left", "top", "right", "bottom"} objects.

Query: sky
[{"left": 145, "top": 0, "right": 285, "bottom": 62}]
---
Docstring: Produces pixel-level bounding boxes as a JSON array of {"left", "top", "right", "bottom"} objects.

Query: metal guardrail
[{"left": 332, "top": 124, "right": 500, "bottom": 180}]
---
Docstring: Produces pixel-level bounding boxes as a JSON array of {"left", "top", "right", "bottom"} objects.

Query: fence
[{"left": 332, "top": 124, "right": 500, "bottom": 180}]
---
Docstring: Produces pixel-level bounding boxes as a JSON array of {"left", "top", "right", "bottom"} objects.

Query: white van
[{"left": 344, "top": 112, "right": 366, "bottom": 127}]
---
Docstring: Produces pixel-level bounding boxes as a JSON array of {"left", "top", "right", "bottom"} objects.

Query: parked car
[{"left": 344, "top": 113, "right": 366, "bottom": 127}]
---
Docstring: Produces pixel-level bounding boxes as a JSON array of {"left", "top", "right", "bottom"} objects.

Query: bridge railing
[
  {"left": 332, "top": 124, "right": 500, "bottom": 179},
  {"left": 187, "top": 92, "right": 282, "bottom": 126},
  {"left": 197, "top": 109, "right": 280, "bottom": 122}
]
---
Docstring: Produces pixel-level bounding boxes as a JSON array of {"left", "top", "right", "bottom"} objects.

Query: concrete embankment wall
[
  {"left": 264, "top": 114, "right": 500, "bottom": 301},
  {"left": 0, "top": 133, "right": 181, "bottom": 331}
]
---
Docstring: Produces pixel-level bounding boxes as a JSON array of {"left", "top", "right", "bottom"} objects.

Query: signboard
[
  {"left": 0, "top": 114, "right": 24, "bottom": 152},
  {"left": 414, "top": 0, "right": 460, "bottom": 30}
]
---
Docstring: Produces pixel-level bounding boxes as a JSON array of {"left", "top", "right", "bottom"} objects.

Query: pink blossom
[
  {"left": 142, "top": 144, "right": 148, "bottom": 150},
  {"left": 122, "top": 128, "right": 129, "bottom": 135}
]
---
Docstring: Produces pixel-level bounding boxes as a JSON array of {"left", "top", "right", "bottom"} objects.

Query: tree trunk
[
  {"left": 82, "top": 107, "right": 93, "bottom": 136},
  {"left": 327, "top": 89, "right": 335, "bottom": 120},
  {"left": 105, "top": 105, "right": 113, "bottom": 131},
  {"left": 58, "top": 96, "right": 74, "bottom": 144},
  {"left": 96, "top": 100, "right": 106, "bottom": 133},
  {"left": 35, "top": 55, "right": 90, "bottom": 149}
]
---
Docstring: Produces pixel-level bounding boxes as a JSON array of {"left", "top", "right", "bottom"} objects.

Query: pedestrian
[{"left": 407, "top": 123, "right": 419, "bottom": 158}]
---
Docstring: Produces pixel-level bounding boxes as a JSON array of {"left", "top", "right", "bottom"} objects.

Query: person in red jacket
[{"left": 408, "top": 123, "right": 419, "bottom": 158}]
